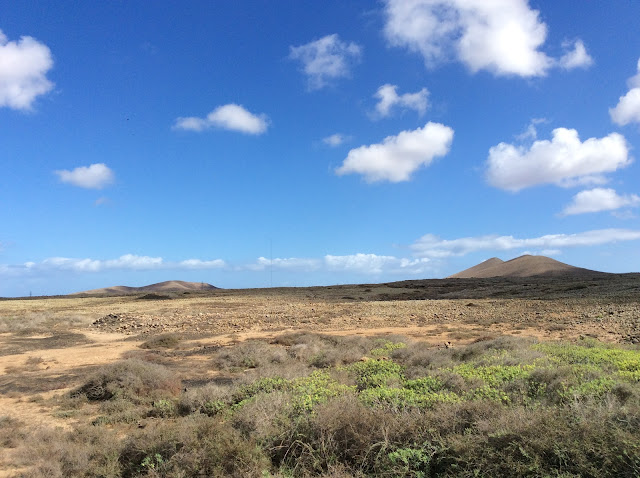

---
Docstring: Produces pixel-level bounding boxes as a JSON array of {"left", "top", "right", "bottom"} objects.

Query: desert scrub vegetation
[
  {"left": 9, "top": 334, "right": 640, "bottom": 477},
  {"left": 139, "top": 333, "right": 182, "bottom": 350}
]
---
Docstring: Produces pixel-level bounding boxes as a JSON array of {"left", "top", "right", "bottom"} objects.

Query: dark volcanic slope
[
  {"left": 448, "top": 255, "right": 602, "bottom": 279},
  {"left": 72, "top": 280, "right": 218, "bottom": 296}
]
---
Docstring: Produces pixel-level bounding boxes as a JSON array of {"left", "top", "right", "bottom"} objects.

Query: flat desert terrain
[{"left": 1, "top": 274, "right": 640, "bottom": 476}]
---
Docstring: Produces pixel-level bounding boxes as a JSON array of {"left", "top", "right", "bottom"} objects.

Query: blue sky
[{"left": 2, "top": 1, "right": 640, "bottom": 296}]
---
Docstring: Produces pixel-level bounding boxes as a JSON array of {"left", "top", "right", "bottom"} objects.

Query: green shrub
[
  {"left": 534, "top": 341, "right": 640, "bottom": 378},
  {"left": 370, "top": 340, "right": 407, "bottom": 358},
  {"left": 118, "top": 416, "right": 270, "bottom": 477},
  {"left": 19, "top": 336, "right": 640, "bottom": 477},
  {"left": 149, "top": 398, "right": 176, "bottom": 418},
  {"left": 387, "top": 445, "right": 436, "bottom": 478},
  {"left": 359, "top": 386, "right": 460, "bottom": 409},
  {"left": 348, "top": 359, "right": 405, "bottom": 390}
]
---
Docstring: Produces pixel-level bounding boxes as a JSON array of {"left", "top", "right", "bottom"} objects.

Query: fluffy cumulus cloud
[
  {"left": 374, "top": 84, "right": 429, "bottom": 117},
  {"left": 289, "top": 34, "right": 361, "bottom": 89},
  {"left": 610, "top": 58, "right": 640, "bottom": 126},
  {"left": 486, "top": 128, "right": 630, "bottom": 191},
  {"left": 561, "top": 188, "right": 640, "bottom": 216},
  {"left": 323, "top": 133, "right": 349, "bottom": 147},
  {"left": 0, "top": 29, "right": 54, "bottom": 110},
  {"left": 383, "top": 0, "right": 591, "bottom": 77},
  {"left": 174, "top": 104, "right": 269, "bottom": 134},
  {"left": 55, "top": 163, "right": 115, "bottom": 189},
  {"left": 336, "top": 122, "right": 454, "bottom": 182},
  {"left": 411, "top": 229, "right": 640, "bottom": 258},
  {"left": 558, "top": 40, "right": 593, "bottom": 69}
]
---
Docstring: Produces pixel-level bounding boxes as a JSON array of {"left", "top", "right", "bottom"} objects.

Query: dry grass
[
  {"left": 71, "top": 359, "right": 182, "bottom": 403},
  {"left": 3, "top": 335, "right": 640, "bottom": 477},
  {"left": 139, "top": 333, "right": 182, "bottom": 350},
  {"left": 2, "top": 282, "right": 640, "bottom": 476}
]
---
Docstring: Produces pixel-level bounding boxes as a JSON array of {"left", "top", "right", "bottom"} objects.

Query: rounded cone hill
[
  {"left": 71, "top": 280, "right": 218, "bottom": 296},
  {"left": 448, "top": 255, "right": 605, "bottom": 279}
]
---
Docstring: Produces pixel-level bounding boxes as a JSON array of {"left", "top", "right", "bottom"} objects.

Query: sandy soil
[{"left": 1, "top": 287, "right": 639, "bottom": 476}]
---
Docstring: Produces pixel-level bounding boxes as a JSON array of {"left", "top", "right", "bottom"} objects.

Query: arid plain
[{"left": 1, "top": 265, "right": 640, "bottom": 476}]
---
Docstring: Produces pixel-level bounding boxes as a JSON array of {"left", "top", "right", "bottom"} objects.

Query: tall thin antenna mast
[{"left": 270, "top": 238, "right": 273, "bottom": 288}]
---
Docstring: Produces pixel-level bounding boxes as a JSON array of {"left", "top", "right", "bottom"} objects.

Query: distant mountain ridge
[
  {"left": 71, "top": 280, "right": 218, "bottom": 296},
  {"left": 448, "top": 255, "right": 604, "bottom": 279}
]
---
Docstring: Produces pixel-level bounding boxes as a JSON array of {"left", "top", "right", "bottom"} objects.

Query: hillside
[
  {"left": 71, "top": 280, "right": 218, "bottom": 296},
  {"left": 448, "top": 255, "right": 603, "bottom": 279}
]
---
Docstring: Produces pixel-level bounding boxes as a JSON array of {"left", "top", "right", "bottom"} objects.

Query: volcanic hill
[
  {"left": 448, "top": 255, "right": 603, "bottom": 279},
  {"left": 72, "top": 280, "right": 218, "bottom": 296}
]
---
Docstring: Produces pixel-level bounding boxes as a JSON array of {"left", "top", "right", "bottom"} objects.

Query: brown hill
[
  {"left": 448, "top": 255, "right": 603, "bottom": 279},
  {"left": 72, "top": 280, "right": 218, "bottom": 296}
]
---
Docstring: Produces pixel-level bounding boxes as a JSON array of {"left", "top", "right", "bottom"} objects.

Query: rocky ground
[
  {"left": 85, "top": 295, "right": 640, "bottom": 344},
  {"left": 1, "top": 276, "right": 639, "bottom": 476}
]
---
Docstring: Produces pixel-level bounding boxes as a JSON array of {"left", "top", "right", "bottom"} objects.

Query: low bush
[
  {"left": 211, "top": 340, "right": 289, "bottom": 371},
  {"left": 139, "top": 333, "right": 181, "bottom": 349},
  {"left": 71, "top": 359, "right": 181, "bottom": 403},
  {"left": 0, "top": 415, "right": 25, "bottom": 448},
  {"left": 178, "top": 383, "right": 233, "bottom": 416},
  {"left": 15, "top": 335, "right": 640, "bottom": 477},
  {"left": 273, "top": 332, "right": 375, "bottom": 367},
  {"left": 118, "top": 416, "right": 270, "bottom": 478}
]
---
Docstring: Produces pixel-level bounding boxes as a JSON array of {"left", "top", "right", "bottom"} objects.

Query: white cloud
[
  {"left": 174, "top": 104, "right": 269, "bottom": 134},
  {"left": 289, "top": 34, "right": 361, "bottom": 89},
  {"left": 629, "top": 58, "right": 640, "bottom": 89},
  {"left": 244, "top": 254, "right": 431, "bottom": 275},
  {"left": 325, "top": 254, "right": 397, "bottom": 274},
  {"left": 540, "top": 249, "right": 562, "bottom": 256},
  {"left": 245, "top": 257, "right": 321, "bottom": 272},
  {"left": 178, "top": 259, "right": 226, "bottom": 269},
  {"left": 105, "top": 254, "right": 164, "bottom": 269},
  {"left": 336, "top": 122, "right": 454, "bottom": 182},
  {"left": 3, "top": 252, "right": 434, "bottom": 280},
  {"left": 323, "top": 133, "right": 349, "bottom": 147},
  {"left": 383, "top": 0, "right": 550, "bottom": 76},
  {"left": 610, "top": 58, "right": 640, "bottom": 126},
  {"left": 383, "top": 0, "right": 591, "bottom": 77},
  {"left": 486, "top": 128, "right": 630, "bottom": 191},
  {"left": 0, "top": 29, "right": 54, "bottom": 110},
  {"left": 515, "top": 118, "right": 546, "bottom": 141},
  {"left": 9, "top": 254, "right": 229, "bottom": 275},
  {"left": 34, "top": 254, "right": 163, "bottom": 273},
  {"left": 561, "top": 188, "right": 640, "bottom": 216},
  {"left": 173, "top": 116, "right": 207, "bottom": 131},
  {"left": 325, "top": 254, "right": 431, "bottom": 275},
  {"left": 411, "top": 229, "right": 640, "bottom": 258},
  {"left": 374, "top": 84, "right": 429, "bottom": 117},
  {"left": 558, "top": 39, "right": 593, "bottom": 69},
  {"left": 55, "top": 163, "right": 115, "bottom": 189},
  {"left": 610, "top": 89, "right": 640, "bottom": 126}
]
